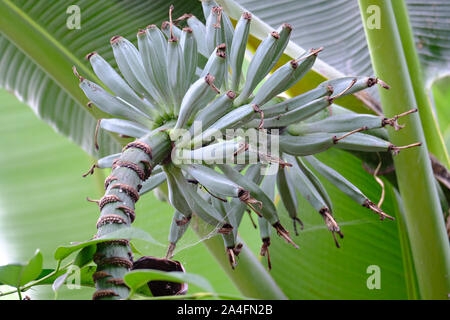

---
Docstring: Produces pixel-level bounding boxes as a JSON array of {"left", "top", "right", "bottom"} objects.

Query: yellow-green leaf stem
[{"left": 359, "top": 0, "right": 450, "bottom": 299}]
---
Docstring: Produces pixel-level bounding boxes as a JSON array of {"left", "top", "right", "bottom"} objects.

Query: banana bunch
[{"left": 77, "top": 1, "right": 421, "bottom": 297}]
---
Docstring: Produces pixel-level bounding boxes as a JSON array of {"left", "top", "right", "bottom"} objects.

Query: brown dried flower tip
[
  {"left": 242, "top": 12, "right": 252, "bottom": 20},
  {"left": 226, "top": 247, "right": 237, "bottom": 269},
  {"left": 205, "top": 73, "right": 220, "bottom": 94},
  {"left": 226, "top": 90, "right": 236, "bottom": 99},
  {"left": 85, "top": 52, "right": 97, "bottom": 60},
  {"left": 271, "top": 31, "right": 280, "bottom": 39},
  {"left": 218, "top": 223, "right": 233, "bottom": 234},
  {"left": 273, "top": 221, "right": 299, "bottom": 249},
  {"left": 260, "top": 237, "right": 272, "bottom": 271},
  {"left": 110, "top": 35, "right": 122, "bottom": 44},
  {"left": 282, "top": 23, "right": 293, "bottom": 31},
  {"left": 212, "top": 6, "right": 222, "bottom": 28}
]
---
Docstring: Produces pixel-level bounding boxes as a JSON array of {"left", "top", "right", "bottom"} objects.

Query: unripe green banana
[
  {"left": 191, "top": 90, "right": 236, "bottom": 135},
  {"left": 110, "top": 36, "right": 164, "bottom": 111},
  {"left": 99, "top": 118, "right": 150, "bottom": 138},
  {"left": 334, "top": 132, "right": 421, "bottom": 154},
  {"left": 202, "top": 1, "right": 233, "bottom": 53},
  {"left": 186, "top": 15, "right": 209, "bottom": 57},
  {"left": 284, "top": 154, "right": 343, "bottom": 247},
  {"left": 270, "top": 23, "right": 293, "bottom": 72},
  {"left": 288, "top": 109, "right": 417, "bottom": 136},
  {"left": 97, "top": 153, "right": 121, "bottom": 169},
  {"left": 180, "top": 164, "right": 243, "bottom": 198},
  {"left": 201, "top": 45, "right": 227, "bottom": 89},
  {"left": 279, "top": 132, "right": 336, "bottom": 156},
  {"left": 167, "top": 37, "right": 185, "bottom": 111},
  {"left": 258, "top": 96, "right": 331, "bottom": 128},
  {"left": 260, "top": 85, "right": 332, "bottom": 119},
  {"left": 180, "top": 27, "right": 198, "bottom": 90},
  {"left": 230, "top": 12, "right": 252, "bottom": 91},
  {"left": 168, "top": 164, "right": 232, "bottom": 230},
  {"left": 295, "top": 156, "right": 333, "bottom": 212},
  {"left": 201, "top": 0, "right": 218, "bottom": 19},
  {"left": 211, "top": 196, "right": 239, "bottom": 268},
  {"left": 87, "top": 52, "right": 156, "bottom": 117},
  {"left": 173, "top": 138, "right": 243, "bottom": 164},
  {"left": 234, "top": 29, "right": 283, "bottom": 106},
  {"left": 186, "top": 103, "right": 255, "bottom": 148},
  {"left": 217, "top": 164, "right": 298, "bottom": 249},
  {"left": 205, "top": 6, "right": 224, "bottom": 55},
  {"left": 228, "top": 164, "right": 263, "bottom": 241},
  {"left": 303, "top": 155, "right": 394, "bottom": 220},
  {"left": 78, "top": 78, "right": 153, "bottom": 126},
  {"left": 319, "top": 76, "right": 390, "bottom": 98},
  {"left": 137, "top": 27, "right": 171, "bottom": 111},
  {"left": 163, "top": 166, "right": 193, "bottom": 219},
  {"left": 174, "top": 74, "right": 220, "bottom": 128},
  {"left": 217, "top": 164, "right": 280, "bottom": 224},
  {"left": 298, "top": 104, "right": 389, "bottom": 140},
  {"left": 139, "top": 171, "right": 167, "bottom": 195},
  {"left": 167, "top": 210, "right": 191, "bottom": 259},
  {"left": 258, "top": 170, "right": 277, "bottom": 269},
  {"left": 277, "top": 165, "right": 303, "bottom": 235},
  {"left": 251, "top": 49, "right": 320, "bottom": 106}
]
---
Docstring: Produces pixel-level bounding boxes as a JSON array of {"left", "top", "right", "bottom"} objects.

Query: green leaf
[
  {"left": 73, "top": 245, "right": 96, "bottom": 268},
  {"left": 0, "top": 0, "right": 204, "bottom": 157},
  {"left": 54, "top": 227, "right": 161, "bottom": 261},
  {"left": 124, "top": 269, "right": 214, "bottom": 294},
  {"left": 0, "top": 250, "right": 43, "bottom": 287}
]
